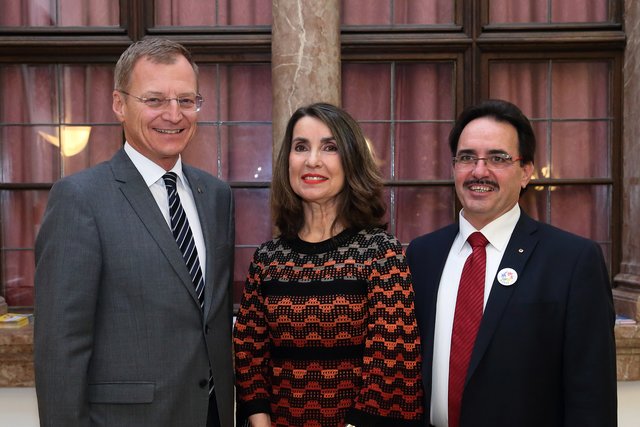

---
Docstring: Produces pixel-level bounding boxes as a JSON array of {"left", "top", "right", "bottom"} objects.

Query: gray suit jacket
[{"left": 34, "top": 149, "right": 235, "bottom": 427}]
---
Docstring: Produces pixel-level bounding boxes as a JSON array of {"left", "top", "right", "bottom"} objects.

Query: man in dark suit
[
  {"left": 407, "top": 99, "right": 617, "bottom": 427},
  {"left": 34, "top": 38, "right": 234, "bottom": 426}
]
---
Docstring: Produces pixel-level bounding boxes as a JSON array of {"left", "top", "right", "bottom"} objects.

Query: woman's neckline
[{"left": 284, "top": 228, "right": 358, "bottom": 254}]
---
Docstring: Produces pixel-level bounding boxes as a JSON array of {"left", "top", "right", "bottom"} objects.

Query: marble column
[
  {"left": 271, "top": 0, "right": 341, "bottom": 156},
  {"left": 613, "top": 0, "right": 640, "bottom": 321}
]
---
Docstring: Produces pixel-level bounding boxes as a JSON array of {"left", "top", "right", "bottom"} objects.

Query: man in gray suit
[{"left": 34, "top": 38, "right": 234, "bottom": 427}]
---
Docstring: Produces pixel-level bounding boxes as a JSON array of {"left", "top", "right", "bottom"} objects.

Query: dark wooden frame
[{"left": 0, "top": 0, "right": 626, "bottom": 307}]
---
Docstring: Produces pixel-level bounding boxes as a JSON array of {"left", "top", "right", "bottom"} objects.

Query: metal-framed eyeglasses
[
  {"left": 452, "top": 153, "right": 523, "bottom": 170},
  {"left": 118, "top": 90, "right": 204, "bottom": 112}
]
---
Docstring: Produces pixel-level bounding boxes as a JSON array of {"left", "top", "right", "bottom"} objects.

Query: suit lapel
[
  {"left": 429, "top": 226, "right": 459, "bottom": 326},
  {"left": 419, "top": 225, "right": 459, "bottom": 388},
  {"left": 407, "top": 224, "right": 459, "bottom": 414},
  {"left": 110, "top": 150, "right": 202, "bottom": 310},
  {"left": 183, "top": 166, "right": 216, "bottom": 319},
  {"left": 466, "top": 213, "right": 539, "bottom": 381}
]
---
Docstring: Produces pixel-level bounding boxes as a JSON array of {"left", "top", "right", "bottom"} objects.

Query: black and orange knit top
[{"left": 233, "top": 227, "right": 424, "bottom": 427}]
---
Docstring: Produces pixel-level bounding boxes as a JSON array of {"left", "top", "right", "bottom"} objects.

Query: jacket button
[
  {"left": 205, "top": 325, "right": 210, "bottom": 334},
  {"left": 199, "top": 379, "right": 208, "bottom": 388}
]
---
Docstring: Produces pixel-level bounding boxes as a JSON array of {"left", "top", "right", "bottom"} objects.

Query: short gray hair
[{"left": 114, "top": 38, "right": 199, "bottom": 91}]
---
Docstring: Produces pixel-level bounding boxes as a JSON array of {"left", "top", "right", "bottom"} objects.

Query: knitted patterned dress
[{"left": 233, "top": 227, "right": 424, "bottom": 427}]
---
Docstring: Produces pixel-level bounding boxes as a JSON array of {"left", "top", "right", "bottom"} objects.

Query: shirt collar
[
  {"left": 457, "top": 204, "right": 521, "bottom": 253},
  {"left": 124, "top": 142, "right": 186, "bottom": 187}
]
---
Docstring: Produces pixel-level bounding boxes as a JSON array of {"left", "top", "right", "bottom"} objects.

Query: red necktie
[{"left": 448, "top": 231, "right": 489, "bottom": 427}]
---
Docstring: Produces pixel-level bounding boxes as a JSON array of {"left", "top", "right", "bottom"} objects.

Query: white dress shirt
[
  {"left": 430, "top": 204, "right": 521, "bottom": 427},
  {"left": 124, "top": 143, "right": 207, "bottom": 280}
]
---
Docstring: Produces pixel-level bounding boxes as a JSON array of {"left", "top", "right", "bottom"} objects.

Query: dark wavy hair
[
  {"left": 449, "top": 99, "right": 536, "bottom": 165},
  {"left": 271, "top": 103, "right": 387, "bottom": 239}
]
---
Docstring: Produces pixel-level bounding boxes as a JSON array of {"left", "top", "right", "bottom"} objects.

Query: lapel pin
[
  {"left": 497, "top": 268, "right": 518, "bottom": 286},
  {"left": 197, "top": 187, "right": 203, "bottom": 193},
  {"left": 518, "top": 248, "right": 524, "bottom": 253}
]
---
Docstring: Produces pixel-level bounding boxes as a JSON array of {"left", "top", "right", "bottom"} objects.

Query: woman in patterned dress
[{"left": 233, "top": 103, "right": 424, "bottom": 427}]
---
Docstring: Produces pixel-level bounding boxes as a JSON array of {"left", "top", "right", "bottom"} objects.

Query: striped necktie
[
  {"left": 163, "top": 172, "right": 214, "bottom": 396},
  {"left": 162, "top": 172, "right": 205, "bottom": 310}
]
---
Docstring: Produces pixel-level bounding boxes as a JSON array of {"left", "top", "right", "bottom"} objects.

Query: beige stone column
[
  {"left": 271, "top": 0, "right": 341, "bottom": 157},
  {"left": 0, "top": 296, "right": 6, "bottom": 314},
  {"left": 613, "top": 0, "right": 640, "bottom": 322}
]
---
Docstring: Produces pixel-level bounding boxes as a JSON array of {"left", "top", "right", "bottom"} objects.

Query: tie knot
[
  {"left": 468, "top": 232, "right": 488, "bottom": 248},
  {"left": 163, "top": 172, "right": 178, "bottom": 190}
]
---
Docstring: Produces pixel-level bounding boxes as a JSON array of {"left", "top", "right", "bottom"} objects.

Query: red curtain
[
  {"left": 489, "top": 60, "right": 611, "bottom": 268},
  {"left": 154, "top": 0, "right": 272, "bottom": 26},
  {"left": 489, "top": 0, "right": 608, "bottom": 23},
  {"left": 342, "top": 0, "right": 453, "bottom": 25},
  {"left": 0, "top": 0, "right": 613, "bottom": 306},
  {"left": 1, "top": 64, "right": 117, "bottom": 306},
  {"left": 0, "top": 0, "right": 117, "bottom": 26}
]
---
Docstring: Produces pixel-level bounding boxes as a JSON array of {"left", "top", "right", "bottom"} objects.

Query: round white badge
[{"left": 497, "top": 268, "right": 518, "bottom": 286}]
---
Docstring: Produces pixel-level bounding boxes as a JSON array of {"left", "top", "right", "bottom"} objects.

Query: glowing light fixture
[
  {"left": 533, "top": 165, "right": 557, "bottom": 191},
  {"left": 39, "top": 125, "right": 91, "bottom": 157}
]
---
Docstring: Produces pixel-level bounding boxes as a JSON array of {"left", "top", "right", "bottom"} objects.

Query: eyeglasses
[
  {"left": 453, "top": 153, "right": 523, "bottom": 170},
  {"left": 118, "top": 90, "right": 203, "bottom": 112}
]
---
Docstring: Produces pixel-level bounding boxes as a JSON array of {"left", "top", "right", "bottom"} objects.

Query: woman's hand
[{"left": 248, "top": 412, "right": 271, "bottom": 427}]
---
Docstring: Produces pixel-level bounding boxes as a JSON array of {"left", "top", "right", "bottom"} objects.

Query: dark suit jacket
[
  {"left": 406, "top": 211, "right": 617, "bottom": 427},
  {"left": 34, "top": 149, "right": 235, "bottom": 427}
]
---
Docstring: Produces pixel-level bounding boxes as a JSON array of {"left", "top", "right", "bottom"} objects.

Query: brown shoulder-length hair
[{"left": 271, "top": 102, "right": 387, "bottom": 239}]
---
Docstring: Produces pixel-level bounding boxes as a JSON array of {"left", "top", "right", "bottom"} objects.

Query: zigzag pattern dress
[{"left": 233, "top": 227, "right": 424, "bottom": 427}]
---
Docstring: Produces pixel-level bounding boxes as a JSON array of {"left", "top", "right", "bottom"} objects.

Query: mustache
[{"left": 464, "top": 179, "right": 499, "bottom": 188}]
